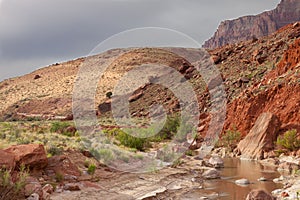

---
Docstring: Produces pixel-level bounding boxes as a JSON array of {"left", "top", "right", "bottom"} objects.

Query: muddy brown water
[{"left": 186, "top": 158, "right": 283, "bottom": 200}]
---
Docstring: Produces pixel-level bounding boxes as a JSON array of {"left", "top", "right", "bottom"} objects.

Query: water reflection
[{"left": 185, "top": 158, "right": 283, "bottom": 199}]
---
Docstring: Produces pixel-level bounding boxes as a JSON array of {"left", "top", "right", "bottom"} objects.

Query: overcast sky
[{"left": 0, "top": 0, "right": 280, "bottom": 81}]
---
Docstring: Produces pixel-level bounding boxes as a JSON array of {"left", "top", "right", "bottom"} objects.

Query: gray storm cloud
[{"left": 0, "top": 0, "right": 280, "bottom": 81}]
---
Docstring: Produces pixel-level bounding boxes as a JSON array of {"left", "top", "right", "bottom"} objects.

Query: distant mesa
[{"left": 203, "top": 0, "right": 300, "bottom": 49}]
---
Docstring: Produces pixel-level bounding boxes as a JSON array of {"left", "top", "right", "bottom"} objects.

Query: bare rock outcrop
[
  {"left": 246, "top": 189, "right": 275, "bottom": 200},
  {"left": 237, "top": 112, "right": 280, "bottom": 160},
  {"left": 0, "top": 149, "right": 15, "bottom": 170},
  {"left": 4, "top": 144, "right": 48, "bottom": 169},
  {"left": 203, "top": 0, "right": 300, "bottom": 49}
]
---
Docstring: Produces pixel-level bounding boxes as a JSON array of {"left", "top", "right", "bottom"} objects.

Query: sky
[{"left": 0, "top": 0, "right": 280, "bottom": 81}]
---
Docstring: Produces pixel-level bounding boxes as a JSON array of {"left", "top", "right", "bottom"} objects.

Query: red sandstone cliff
[{"left": 203, "top": 0, "right": 300, "bottom": 49}]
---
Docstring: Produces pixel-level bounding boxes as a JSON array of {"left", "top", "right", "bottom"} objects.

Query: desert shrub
[
  {"left": 87, "top": 164, "right": 96, "bottom": 175},
  {"left": 98, "top": 149, "right": 113, "bottom": 163},
  {"left": 55, "top": 172, "right": 64, "bottom": 182},
  {"left": 115, "top": 130, "right": 149, "bottom": 151},
  {"left": 106, "top": 91, "right": 113, "bottom": 99},
  {"left": 0, "top": 133, "right": 6, "bottom": 139},
  {"left": 16, "top": 138, "right": 30, "bottom": 145},
  {"left": 50, "top": 122, "right": 75, "bottom": 137},
  {"left": 157, "top": 115, "right": 180, "bottom": 140},
  {"left": 0, "top": 165, "right": 28, "bottom": 200},
  {"left": 219, "top": 126, "right": 241, "bottom": 150},
  {"left": 47, "top": 145, "right": 63, "bottom": 156},
  {"left": 276, "top": 129, "right": 300, "bottom": 151},
  {"left": 50, "top": 122, "right": 69, "bottom": 133}
]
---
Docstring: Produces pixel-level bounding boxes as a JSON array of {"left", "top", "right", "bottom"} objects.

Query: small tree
[
  {"left": 106, "top": 92, "right": 112, "bottom": 99},
  {"left": 219, "top": 126, "right": 241, "bottom": 151},
  {"left": 276, "top": 129, "right": 300, "bottom": 151}
]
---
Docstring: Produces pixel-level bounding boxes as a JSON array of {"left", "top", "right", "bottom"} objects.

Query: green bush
[
  {"left": 115, "top": 130, "right": 149, "bottom": 151},
  {"left": 50, "top": 122, "right": 74, "bottom": 137},
  {"left": 98, "top": 149, "right": 114, "bottom": 163},
  {"left": 87, "top": 164, "right": 96, "bottom": 175},
  {"left": 276, "top": 129, "right": 300, "bottom": 151},
  {"left": 50, "top": 122, "right": 69, "bottom": 133},
  {"left": 219, "top": 127, "right": 241, "bottom": 150},
  {"left": 157, "top": 115, "right": 180, "bottom": 140},
  {"left": 47, "top": 145, "right": 63, "bottom": 156},
  {"left": 0, "top": 165, "right": 28, "bottom": 200}
]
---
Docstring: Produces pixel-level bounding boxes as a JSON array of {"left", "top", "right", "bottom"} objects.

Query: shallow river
[{"left": 189, "top": 158, "right": 283, "bottom": 199}]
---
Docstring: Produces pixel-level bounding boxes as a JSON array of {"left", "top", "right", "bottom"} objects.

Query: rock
[
  {"left": 278, "top": 162, "right": 300, "bottom": 173},
  {"left": 178, "top": 62, "right": 190, "bottom": 73},
  {"left": 98, "top": 101, "right": 111, "bottom": 114},
  {"left": 33, "top": 75, "right": 41, "bottom": 80},
  {"left": 273, "top": 175, "right": 285, "bottom": 183},
  {"left": 62, "top": 114, "right": 73, "bottom": 121},
  {"left": 202, "top": 168, "right": 220, "bottom": 179},
  {"left": 235, "top": 178, "right": 250, "bottom": 185},
  {"left": 258, "top": 177, "right": 267, "bottom": 182},
  {"left": 199, "top": 197, "right": 209, "bottom": 200},
  {"left": 0, "top": 149, "right": 15, "bottom": 170},
  {"left": 42, "top": 191, "right": 50, "bottom": 200},
  {"left": 246, "top": 189, "right": 275, "bottom": 200},
  {"left": 203, "top": 0, "right": 300, "bottom": 49},
  {"left": 293, "top": 22, "right": 300, "bottom": 28},
  {"left": 5, "top": 144, "right": 48, "bottom": 169},
  {"left": 272, "top": 189, "right": 283, "bottom": 196},
  {"left": 27, "top": 193, "right": 39, "bottom": 200},
  {"left": 63, "top": 183, "right": 81, "bottom": 191},
  {"left": 208, "top": 156, "right": 224, "bottom": 168},
  {"left": 259, "top": 158, "right": 279, "bottom": 167},
  {"left": 240, "top": 77, "right": 250, "bottom": 83},
  {"left": 45, "top": 155, "right": 81, "bottom": 178},
  {"left": 237, "top": 112, "right": 280, "bottom": 160},
  {"left": 81, "top": 150, "right": 93, "bottom": 158},
  {"left": 128, "top": 91, "right": 143, "bottom": 102},
  {"left": 279, "top": 156, "right": 300, "bottom": 165},
  {"left": 211, "top": 55, "right": 221, "bottom": 64},
  {"left": 65, "top": 126, "right": 77, "bottom": 136},
  {"left": 25, "top": 176, "right": 42, "bottom": 197},
  {"left": 42, "top": 184, "right": 54, "bottom": 194},
  {"left": 281, "top": 191, "right": 289, "bottom": 197}
]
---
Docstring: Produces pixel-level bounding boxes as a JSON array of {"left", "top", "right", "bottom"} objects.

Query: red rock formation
[
  {"left": 0, "top": 150, "right": 16, "bottom": 170},
  {"left": 246, "top": 189, "right": 275, "bottom": 200},
  {"left": 237, "top": 112, "right": 280, "bottom": 160},
  {"left": 203, "top": 0, "right": 300, "bottom": 49},
  {"left": 4, "top": 144, "right": 48, "bottom": 170},
  {"left": 224, "top": 37, "right": 300, "bottom": 136}
]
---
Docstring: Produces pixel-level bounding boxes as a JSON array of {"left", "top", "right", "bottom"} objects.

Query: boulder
[
  {"left": 5, "top": 144, "right": 48, "bottom": 169},
  {"left": 208, "top": 156, "right": 224, "bottom": 168},
  {"left": 278, "top": 162, "right": 300, "bottom": 172},
  {"left": 246, "top": 189, "right": 275, "bottom": 200},
  {"left": 235, "top": 178, "right": 250, "bottom": 185},
  {"left": 33, "top": 74, "right": 41, "bottom": 80},
  {"left": 237, "top": 112, "right": 280, "bottom": 160},
  {"left": 0, "top": 149, "right": 15, "bottom": 170},
  {"left": 202, "top": 168, "right": 220, "bottom": 179},
  {"left": 63, "top": 183, "right": 81, "bottom": 191},
  {"left": 42, "top": 184, "right": 54, "bottom": 195},
  {"left": 24, "top": 176, "right": 42, "bottom": 197},
  {"left": 46, "top": 155, "right": 81, "bottom": 178},
  {"left": 27, "top": 193, "right": 39, "bottom": 200}
]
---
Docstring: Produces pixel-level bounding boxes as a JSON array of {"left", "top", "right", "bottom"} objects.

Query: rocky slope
[
  {"left": 0, "top": 48, "right": 199, "bottom": 121},
  {"left": 203, "top": 0, "right": 300, "bottom": 49},
  {"left": 0, "top": 22, "right": 299, "bottom": 142}
]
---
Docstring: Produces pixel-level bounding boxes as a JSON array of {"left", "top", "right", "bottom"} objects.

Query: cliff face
[{"left": 203, "top": 0, "right": 300, "bottom": 49}]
